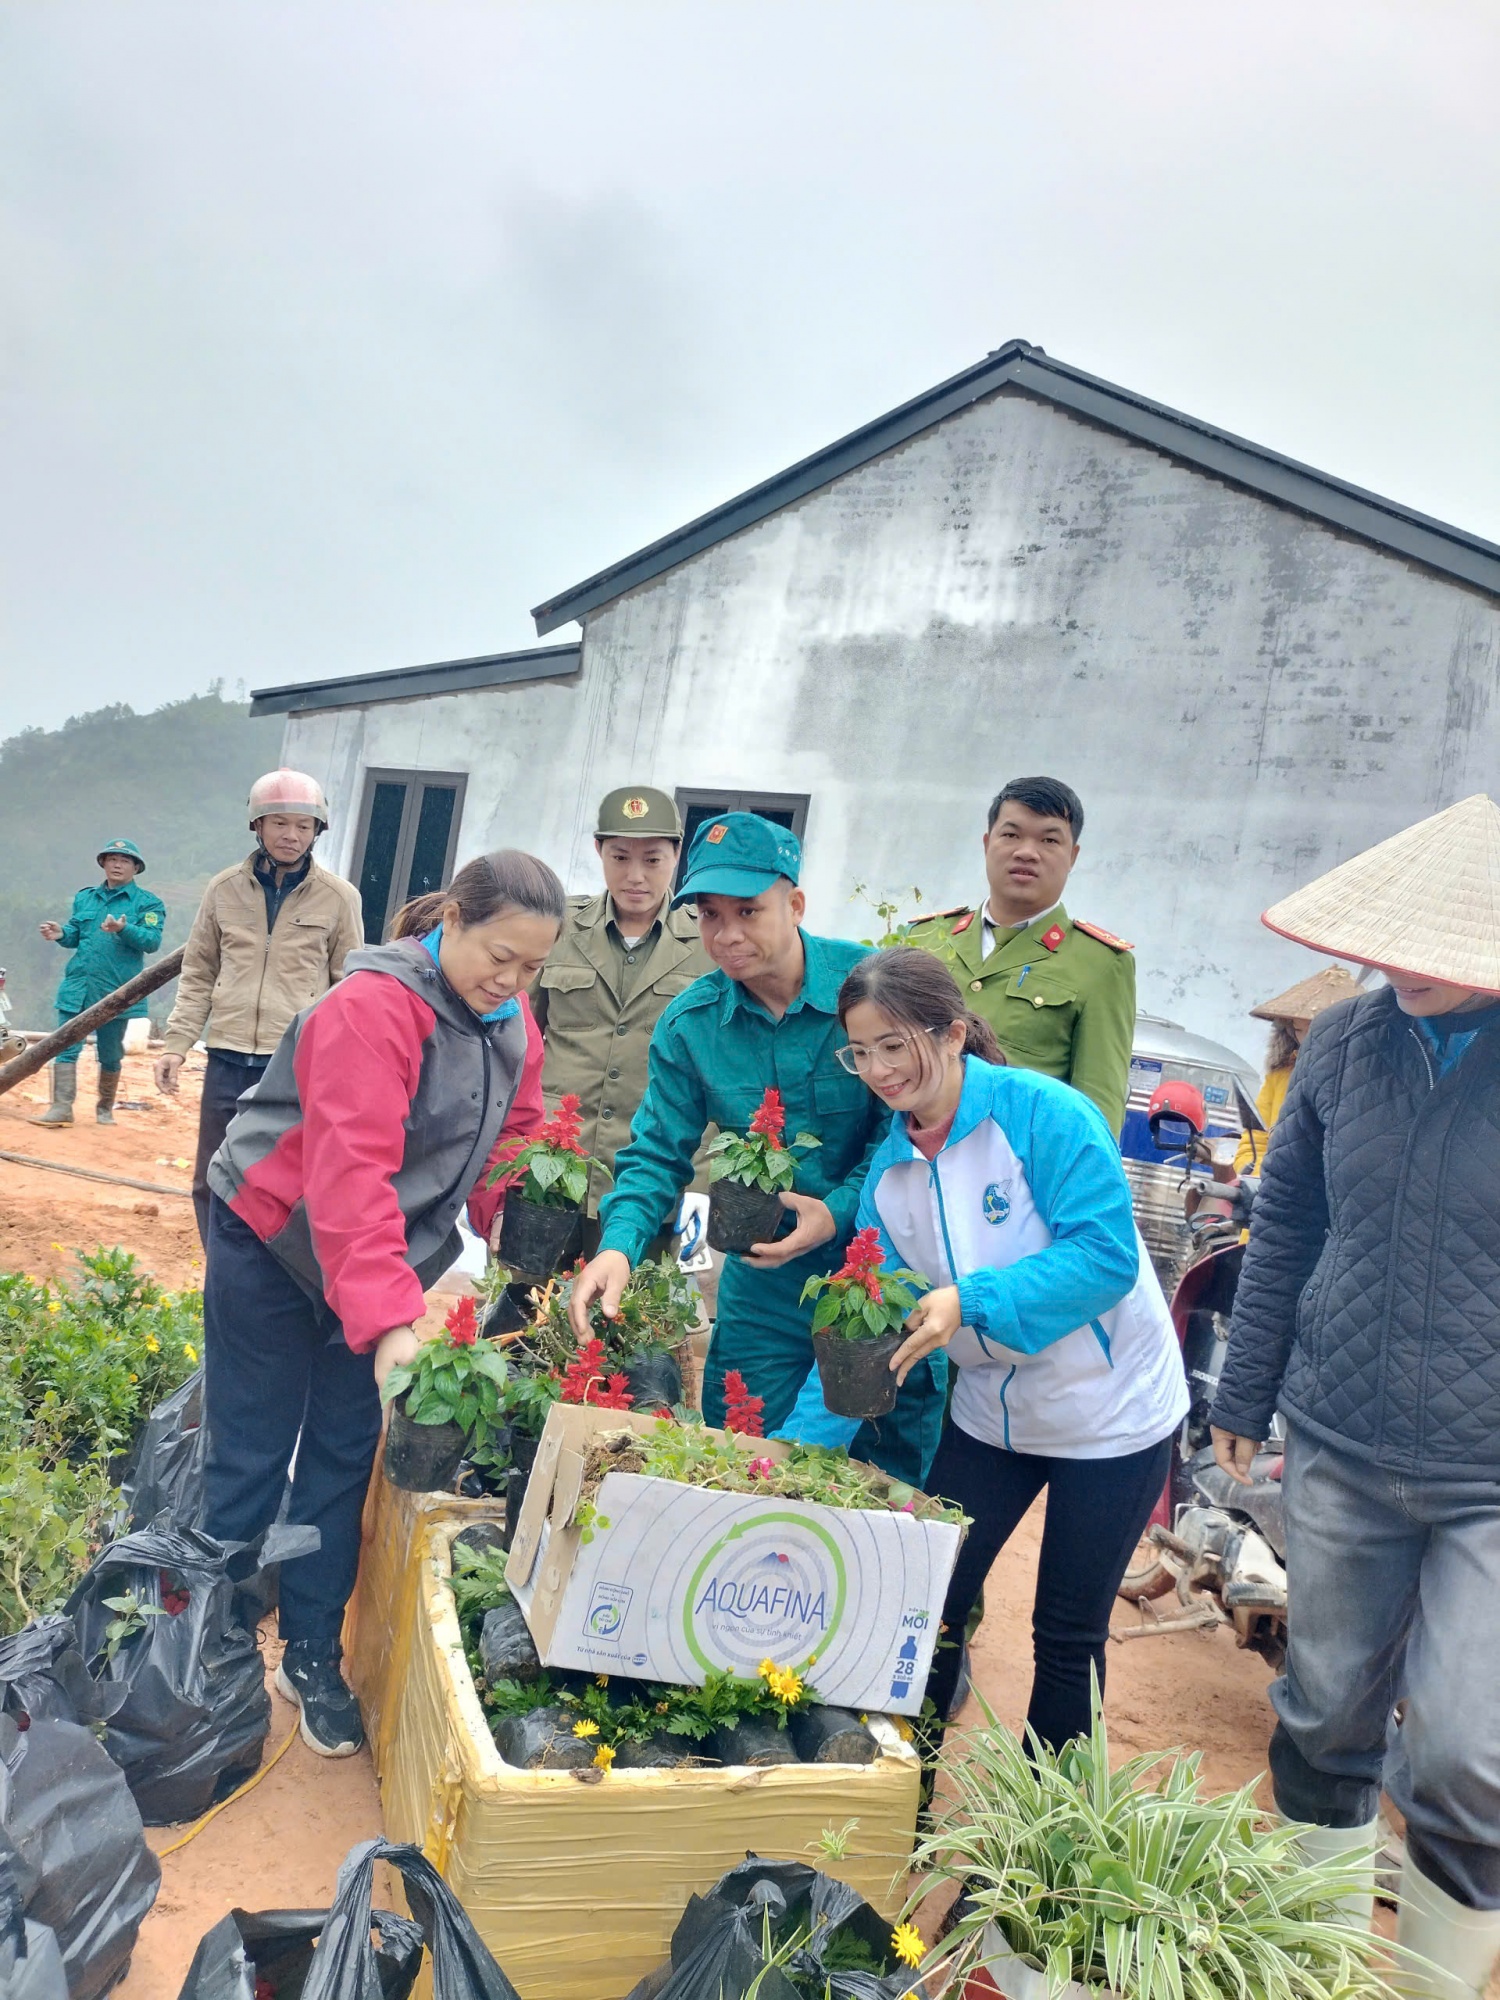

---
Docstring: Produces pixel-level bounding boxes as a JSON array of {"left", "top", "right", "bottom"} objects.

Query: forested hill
[{"left": 0, "top": 692, "right": 283, "bottom": 1027}]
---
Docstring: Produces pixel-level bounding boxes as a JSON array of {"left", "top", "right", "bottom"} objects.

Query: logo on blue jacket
[{"left": 982, "top": 1182, "right": 1011, "bottom": 1226}]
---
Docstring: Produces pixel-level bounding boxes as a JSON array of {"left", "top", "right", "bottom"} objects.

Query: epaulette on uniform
[
  {"left": 908, "top": 904, "right": 972, "bottom": 928},
  {"left": 1073, "top": 920, "right": 1134, "bottom": 952}
]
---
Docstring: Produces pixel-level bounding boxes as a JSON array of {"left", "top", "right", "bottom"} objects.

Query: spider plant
[{"left": 908, "top": 1687, "right": 1397, "bottom": 2000}]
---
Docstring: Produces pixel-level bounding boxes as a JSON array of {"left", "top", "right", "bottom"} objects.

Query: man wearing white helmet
[{"left": 157, "top": 770, "right": 362, "bottom": 1244}]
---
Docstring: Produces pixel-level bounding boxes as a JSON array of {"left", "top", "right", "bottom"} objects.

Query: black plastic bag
[
  {"left": 299, "top": 1840, "right": 522, "bottom": 2000},
  {"left": 118, "top": 1369, "right": 207, "bottom": 1531},
  {"left": 174, "top": 1905, "right": 423, "bottom": 2000},
  {"left": 0, "top": 1846, "right": 67, "bottom": 2000},
  {"left": 64, "top": 1523, "right": 277, "bottom": 1825},
  {"left": 0, "top": 1711, "right": 160, "bottom": 2000},
  {"left": 0, "top": 1616, "right": 115, "bottom": 1728},
  {"left": 627, "top": 1857, "right": 922, "bottom": 2000}
]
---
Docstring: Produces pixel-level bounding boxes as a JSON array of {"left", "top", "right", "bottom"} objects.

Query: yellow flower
[
  {"left": 571, "top": 1719, "right": 599, "bottom": 1739},
  {"left": 144, "top": 1334, "right": 159, "bottom": 1353},
  {"left": 759, "top": 1659, "right": 777, "bottom": 1680},
  {"left": 128, "top": 1373, "right": 138, "bottom": 1384},
  {"left": 595, "top": 1674, "right": 609, "bottom": 1686},
  {"left": 769, "top": 1669, "right": 804, "bottom": 1705},
  {"left": 182, "top": 1343, "right": 198, "bottom": 1363},
  {"left": 50, "top": 1242, "right": 64, "bottom": 1253},
  {"left": 46, "top": 1300, "right": 62, "bottom": 1314},
  {"left": 593, "top": 1742, "right": 616, "bottom": 1771},
  {"left": 891, "top": 1923, "right": 925, "bottom": 1969}
]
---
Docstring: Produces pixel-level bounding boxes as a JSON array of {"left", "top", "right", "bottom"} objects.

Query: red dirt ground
[{"left": 5, "top": 1048, "right": 1292, "bottom": 1993}]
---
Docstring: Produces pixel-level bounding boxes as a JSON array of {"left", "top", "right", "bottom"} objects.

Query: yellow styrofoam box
[
  {"left": 381, "top": 1516, "right": 922, "bottom": 2000},
  {"left": 343, "top": 1467, "right": 504, "bottom": 1775}
]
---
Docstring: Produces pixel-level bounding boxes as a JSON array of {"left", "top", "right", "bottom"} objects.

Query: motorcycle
[{"left": 1113, "top": 1079, "right": 1289, "bottom": 1668}]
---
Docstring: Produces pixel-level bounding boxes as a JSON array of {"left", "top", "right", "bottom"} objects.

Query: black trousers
[
  {"left": 202, "top": 1196, "right": 383, "bottom": 1648},
  {"left": 192, "top": 1052, "right": 269, "bottom": 1249},
  {"left": 924, "top": 1420, "right": 1174, "bottom": 1748}
]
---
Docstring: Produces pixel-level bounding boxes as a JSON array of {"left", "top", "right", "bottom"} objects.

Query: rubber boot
[
  {"left": 1394, "top": 1856, "right": 1500, "bottom": 2000},
  {"left": 1288, "top": 1818, "right": 1380, "bottom": 1931},
  {"left": 30, "top": 1065, "right": 77, "bottom": 1127},
  {"left": 95, "top": 1068, "right": 120, "bottom": 1125}
]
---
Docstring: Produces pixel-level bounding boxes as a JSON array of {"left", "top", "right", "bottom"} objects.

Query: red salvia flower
[
  {"left": 722, "top": 1369, "right": 766, "bottom": 1438},
  {"left": 747, "top": 1087, "right": 786, "bottom": 1145},
  {"left": 559, "top": 1338, "right": 635, "bottom": 1409},
  {"left": 537, "top": 1092, "right": 587, "bottom": 1155},
  {"left": 444, "top": 1294, "right": 479, "bottom": 1346},
  {"left": 835, "top": 1226, "right": 886, "bottom": 1283}
]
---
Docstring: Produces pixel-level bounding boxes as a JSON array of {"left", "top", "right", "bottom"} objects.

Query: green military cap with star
[
  {"left": 594, "top": 786, "right": 684, "bottom": 840},
  {"left": 96, "top": 837, "right": 146, "bottom": 872}
]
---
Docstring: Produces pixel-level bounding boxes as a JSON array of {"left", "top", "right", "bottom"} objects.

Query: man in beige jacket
[{"left": 157, "top": 770, "right": 362, "bottom": 1245}]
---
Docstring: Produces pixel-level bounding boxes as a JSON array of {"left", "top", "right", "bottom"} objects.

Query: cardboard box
[
  {"left": 506, "top": 1404, "right": 962, "bottom": 1716},
  {"left": 381, "top": 1517, "right": 921, "bottom": 2000}
]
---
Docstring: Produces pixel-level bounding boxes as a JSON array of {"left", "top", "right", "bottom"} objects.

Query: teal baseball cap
[{"left": 672, "top": 812, "right": 801, "bottom": 908}]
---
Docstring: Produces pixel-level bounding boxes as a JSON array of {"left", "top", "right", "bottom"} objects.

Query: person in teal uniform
[
  {"left": 33, "top": 837, "right": 166, "bottom": 1127},
  {"left": 569, "top": 812, "right": 945, "bottom": 1484}
]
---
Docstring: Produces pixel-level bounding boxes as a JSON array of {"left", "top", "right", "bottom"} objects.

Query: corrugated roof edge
[
  {"left": 530, "top": 339, "right": 1500, "bottom": 633},
  {"left": 249, "top": 643, "right": 582, "bottom": 717}
]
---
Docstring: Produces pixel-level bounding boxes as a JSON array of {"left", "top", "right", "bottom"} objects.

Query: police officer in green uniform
[
  {"left": 569, "top": 812, "right": 945, "bottom": 1484},
  {"left": 34, "top": 837, "right": 167, "bottom": 1127},
  {"left": 530, "top": 786, "right": 712, "bottom": 1257},
  {"left": 908, "top": 776, "right": 1135, "bottom": 1136}
]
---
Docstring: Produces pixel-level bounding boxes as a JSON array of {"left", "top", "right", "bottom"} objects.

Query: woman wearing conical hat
[
  {"left": 1211, "top": 796, "right": 1500, "bottom": 1998},
  {"left": 1232, "top": 966, "right": 1363, "bottom": 1175}
]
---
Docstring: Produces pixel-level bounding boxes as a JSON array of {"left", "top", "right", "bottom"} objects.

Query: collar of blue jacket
[
  {"left": 420, "top": 926, "right": 519, "bottom": 1025},
  {"left": 715, "top": 929, "right": 849, "bottom": 1025}
]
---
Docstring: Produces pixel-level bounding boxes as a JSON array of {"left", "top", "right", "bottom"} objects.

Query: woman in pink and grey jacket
[{"left": 202, "top": 850, "right": 565, "bottom": 1757}]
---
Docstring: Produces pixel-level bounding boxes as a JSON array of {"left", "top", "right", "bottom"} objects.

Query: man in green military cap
[
  {"left": 907, "top": 776, "right": 1135, "bottom": 1135},
  {"left": 569, "top": 811, "right": 945, "bottom": 1483},
  {"left": 33, "top": 838, "right": 167, "bottom": 1127},
  {"left": 530, "top": 785, "right": 712, "bottom": 1257}
]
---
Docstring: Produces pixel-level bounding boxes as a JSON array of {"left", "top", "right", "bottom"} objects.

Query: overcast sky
[{"left": 2, "top": 1, "right": 1496, "bottom": 736}]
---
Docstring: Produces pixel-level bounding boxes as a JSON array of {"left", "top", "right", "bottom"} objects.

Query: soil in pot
[
  {"left": 478, "top": 1600, "right": 541, "bottom": 1685},
  {"left": 613, "top": 1733, "right": 696, "bottom": 1770},
  {"left": 491, "top": 1705, "right": 596, "bottom": 1770},
  {"left": 619, "top": 1350, "right": 684, "bottom": 1414},
  {"left": 707, "top": 1179, "right": 787, "bottom": 1255},
  {"left": 498, "top": 1195, "right": 582, "bottom": 1283},
  {"left": 788, "top": 1706, "right": 878, "bottom": 1764},
  {"left": 383, "top": 1401, "right": 467, "bottom": 1492},
  {"left": 709, "top": 1719, "right": 798, "bottom": 1767},
  {"left": 813, "top": 1328, "right": 905, "bottom": 1421}
]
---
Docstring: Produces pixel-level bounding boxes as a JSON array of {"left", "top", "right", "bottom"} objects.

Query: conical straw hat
[
  {"left": 1262, "top": 795, "right": 1500, "bottom": 994},
  {"left": 1249, "top": 965, "right": 1365, "bottom": 1022}
]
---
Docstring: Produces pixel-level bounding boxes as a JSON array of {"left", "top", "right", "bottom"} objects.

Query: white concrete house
[{"left": 253, "top": 339, "right": 1500, "bottom": 1057}]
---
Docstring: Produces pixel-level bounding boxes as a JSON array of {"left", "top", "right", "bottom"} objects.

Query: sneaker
[{"left": 275, "top": 1642, "right": 365, "bottom": 1758}]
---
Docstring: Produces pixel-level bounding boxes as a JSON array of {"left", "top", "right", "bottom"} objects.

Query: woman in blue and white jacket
[{"left": 784, "top": 947, "right": 1187, "bottom": 1749}]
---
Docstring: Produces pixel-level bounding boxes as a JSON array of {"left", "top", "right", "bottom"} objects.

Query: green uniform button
[{"left": 1033, "top": 994, "right": 1046, "bottom": 1007}]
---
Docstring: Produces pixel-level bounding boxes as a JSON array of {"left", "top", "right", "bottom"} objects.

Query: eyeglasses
[{"left": 835, "top": 1027, "right": 944, "bottom": 1074}]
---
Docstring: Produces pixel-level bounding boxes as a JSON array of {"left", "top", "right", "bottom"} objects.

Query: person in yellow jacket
[{"left": 1233, "top": 966, "right": 1363, "bottom": 1174}]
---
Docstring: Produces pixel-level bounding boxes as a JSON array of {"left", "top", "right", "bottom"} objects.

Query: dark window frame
[
  {"left": 671, "top": 789, "right": 811, "bottom": 892},
  {"left": 350, "top": 766, "right": 468, "bottom": 943}
]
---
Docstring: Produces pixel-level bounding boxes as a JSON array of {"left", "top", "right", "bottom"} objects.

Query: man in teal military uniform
[
  {"left": 33, "top": 838, "right": 166, "bottom": 1127},
  {"left": 909, "top": 776, "right": 1135, "bottom": 1135},
  {"left": 569, "top": 812, "right": 945, "bottom": 1483}
]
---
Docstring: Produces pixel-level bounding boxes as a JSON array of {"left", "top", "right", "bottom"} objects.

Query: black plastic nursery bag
[
  {"left": 119, "top": 1369, "right": 207, "bottom": 1531},
  {"left": 0, "top": 1615, "right": 115, "bottom": 1728},
  {"left": 174, "top": 1904, "right": 423, "bottom": 2000},
  {"left": 64, "top": 1522, "right": 283, "bottom": 1824},
  {"left": 0, "top": 1711, "right": 160, "bottom": 2000},
  {"left": 300, "top": 1840, "right": 522, "bottom": 2000},
  {"left": 0, "top": 1849, "right": 67, "bottom": 2000}
]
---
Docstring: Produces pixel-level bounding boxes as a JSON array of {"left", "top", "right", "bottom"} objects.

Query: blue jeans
[
  {"left": 54, "top": 1011, "right": 128, "bottom": 1070},
  {"left": 202, "top": 1196, "right": 383, "bottom": 1648},
  {"left": 1271, "top": 1424, "right": 1500, "bottom": 1908}
]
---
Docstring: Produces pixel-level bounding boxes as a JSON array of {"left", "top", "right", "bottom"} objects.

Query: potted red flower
[
  {"left": 490, "top": 1094, "right": 609, "bottom": 1282},
  {"left": 800, "top": 1227, "right": 926, "bottom": 1420},
  {"left": 380, "top": 1295, "right": 511, "bottom": 1491},
  {"left": 704, "top": 1087, "right": 821, "bottom": 1254}
]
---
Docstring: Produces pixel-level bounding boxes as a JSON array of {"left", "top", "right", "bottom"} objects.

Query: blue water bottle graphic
[{"left": 888, "top": 1634, "right": 920, "bottom": 1705}]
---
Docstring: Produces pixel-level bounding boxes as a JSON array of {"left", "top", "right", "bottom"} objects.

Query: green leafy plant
[
  {"left": 379, "top": 1296, "right": 510, "bottom": 1455},
  {"left": 851, "top": 881, "right": 926, "bottom": 948},
  {"left": 656, "top": 1661, "right": 819, "bottom": 1740},
  {"left": 705, "top": 1087, "right": 821, "bottom": 1194},
  {"left": 800, "top": 1228, "right": 925, "bottom": 1342},
  {"left": 523, "top": 1255, "right": 698, "bottom": 1372},
  {"left": 0, "top": 1444, "right": 115, "bottom": 1634},
  {"left": 912, "top": 1686, "right": 1398, "bottom": 2000},
  {"left": 99, "top": 1590, "right": 165, "bottom": 1663},
  {"left": 489, "top": 1094, "right": 610, "bottom": 1211}
]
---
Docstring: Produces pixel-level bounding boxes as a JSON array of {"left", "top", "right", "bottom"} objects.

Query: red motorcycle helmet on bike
[{"left": 1147, "top": 1078, "right": 1207, "bottom": 1151}]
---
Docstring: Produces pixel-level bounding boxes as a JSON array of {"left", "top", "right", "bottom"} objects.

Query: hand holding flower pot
[
  {"left": 800, "top": 1228, "right": 927, "bottom": 1421},
  {"left": 704, "top": 1087, "right": 821, "bottom": 1253},
  {"left": 490, "top": 1095, "right": 609, "bottom": 1281},
  {"left": 380, "top": 1296, "right": 512, "bottom": 1491}
]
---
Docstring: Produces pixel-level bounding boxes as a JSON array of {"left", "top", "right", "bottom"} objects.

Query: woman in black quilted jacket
[{"left": 1211, "top": 797, "right": 1500, "bottom": 2000}]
